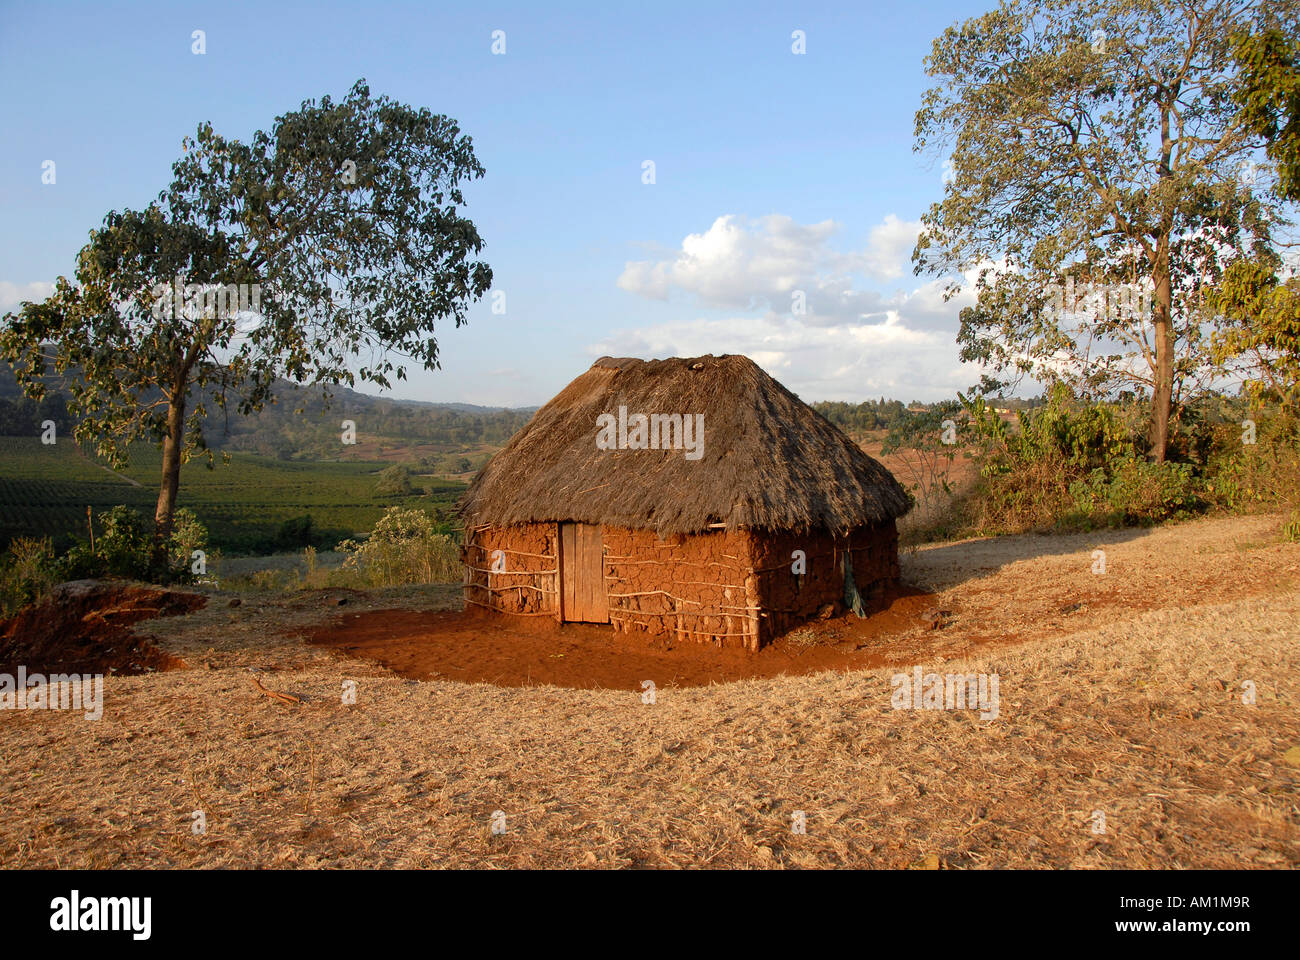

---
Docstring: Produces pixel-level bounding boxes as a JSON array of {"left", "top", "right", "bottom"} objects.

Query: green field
[{"left": 0, "top": 436, "right": 467, "bottom": 554}]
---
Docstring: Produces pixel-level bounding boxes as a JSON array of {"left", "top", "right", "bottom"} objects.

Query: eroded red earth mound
[{"left": 0, "top": 580, "right": 204, "bottom": 676}]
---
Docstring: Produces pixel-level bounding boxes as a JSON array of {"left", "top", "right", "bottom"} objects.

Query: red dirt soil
[
  {"left": 0, "top": 580, "right": 204, "bottom": 676},
  {"left": 301, "top": 586, "right": 939, "bottom": 690}
]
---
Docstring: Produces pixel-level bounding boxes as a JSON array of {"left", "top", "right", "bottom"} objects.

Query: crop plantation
[{"left": 0, "top": 437, "right": 466, "bottom": 553}]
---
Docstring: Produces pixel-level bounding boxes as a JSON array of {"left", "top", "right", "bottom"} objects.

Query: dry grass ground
[{"left": 1, "top": 514, "right": 1297, "bottom": 869}]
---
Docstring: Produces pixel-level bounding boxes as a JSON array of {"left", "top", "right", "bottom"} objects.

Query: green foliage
[
  {"left": 967, "top": 385, "right": 1137, "bottom": 476},
  {"left": 374, "top": 464, "right": 415, "bottom": 496},
  {"left": 0, "top": 505, "right": 211, "bottom": 614},
  {"left": 1209, "top": 253, "right": 1300, "bottom": 413},
  {"left": 1231, "top": 20, "right": 1300, "bottom": 202},
  {"left": 813, "top": 398, "right": 911, "bottom": 434},
  {"left": 1200, "top": 407, "right": 1300, "bottom": 513},
  {"left": 1284, "top": 509, "right": 1300, "bottom": 543},
  {"left": 0, "top": 536, "right": 58, "bottom": 617},
  {"left": 59, "top": 506, "right": 209, "bottom": 583},
  {"left": 907, "top": 386, "right": 1300, "bottom": 539},
  {"left": 273, "top": 514, "right": 315, "bottom": 551},
  {"left": 1066, "top": 458, "right": 1203, "bottom": 526},
  {"left": 954, "top": 386, "right": 1204, "bottom": 532},
  {"left": 338, "top": 506, "right": 461, "bottom": 587},
  {"left": 94, "top": 505, "right": 152, "bottom": 578}
]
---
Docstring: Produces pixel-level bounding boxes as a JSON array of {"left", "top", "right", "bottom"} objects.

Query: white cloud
[
  {"left": 605, "top": 213, "right": 987, "bottom": 398},
  {"left": 0, "top": 280, "right": 54, "bottom": 316},
  {"left": 863, "top": 214, "right": 921, "bottom": 280},
  {"left": 585, "top": 313, "right": 976, "bottom": 403},
  {"left": 616, "top": 213, "right": 966, "bottom": 332}
]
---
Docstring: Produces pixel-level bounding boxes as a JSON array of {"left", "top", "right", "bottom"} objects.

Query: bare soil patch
[
  {"left": 296, "top": 515, "right": 1299, "bottom": 692},
  {"left": 300, "top": 587, "right": 936, "bottom": 690},
  {"left": 0, "top": 580, "right": 203, "bottom": 676}
]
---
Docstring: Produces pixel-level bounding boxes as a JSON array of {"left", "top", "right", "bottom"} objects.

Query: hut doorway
[{"left": 559, "top": 522, "right": 609, "bottom": 623}]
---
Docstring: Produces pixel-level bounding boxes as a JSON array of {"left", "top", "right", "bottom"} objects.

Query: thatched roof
[{"left": 460, "top": 355, "right": 910, "bottom": 536}]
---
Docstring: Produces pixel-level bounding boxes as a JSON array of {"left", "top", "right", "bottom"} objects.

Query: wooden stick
[
  {"left": 463, "top": 544, "right": 557, "bottom": 560},
  {"left": 463, "top": 596, "right": 557, "bottom": 616},
  {"left": 603, "top": 555, "right": 738, "bottom": 567},
  {"left": 607, "top": 601, "right": 759, "bottom": 615},
  {"left": 466, "top": 582, "right": 558, "bottom": 595},
  {"left": 607, "top": 615, "right": 752, "bottom": 638},
  {"left": 250, "top": 675, "right": 302, "bottom": 706},
  {"left": 604, "top": 574, "right": 746, "bottom": 590},
  {"left": 462, "top": 556, "right": 553, "bottom": 572}
]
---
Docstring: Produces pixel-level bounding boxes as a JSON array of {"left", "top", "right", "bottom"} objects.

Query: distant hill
[{"left": 0, "top": 361, "right": 537, "bottom": 469}]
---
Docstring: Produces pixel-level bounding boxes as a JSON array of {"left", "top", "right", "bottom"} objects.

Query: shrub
[
  {"left": 1067, "top": 457, "right": 1204, "bottom": 527},
  {"left": 1284, "top": 509, "right": 1300, "bottom": 543},
  {"left": 374, "top": 464, "right": 415, "bottom": 497},
  {"left": 338, "top": 506, "right": 461, "bottom": 587},
  {"left": 169, "top": 508, "right": 209, "bottom": 580},
  {"left": 0, "top": 537, "right": 59, "bottom": 618},
  {"left": 1201, "top": 408, "right": 1300, "bottom": 513},
  {"left": 58, "top": 506, "right": 210, "bottom": 584},
  {"left": 274, "top": 514, "right": 315, "bottom": 551},
  {"left": 949, "top": 386, "right": 1212, "bottom": 534}
]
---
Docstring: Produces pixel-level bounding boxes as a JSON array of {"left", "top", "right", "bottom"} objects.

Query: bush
[
  {"left": 1066, "top": 457, "right": 1204, "bottom": 527},
  {"left": 274, "top": 514, "right": 315, "bottom": 551},
  {"left": 0, "top": 537, "right": 59, "bottom": 617},
  {"left": 374, "top": 464, "right": 415, "bottom": 496},
  {"left": 58, "top": 506, "right": 210, "bottom": 584},
  {"left": 1284, "top": 509, "right": 1300, "bottom": 543},
  {"left": 338, "top": 506, "right": 461, "bottom": 587},
  {"left": 1200, "top": 408, "right": 1300, "bottom": 513},
  {"left": 946, "top": 386, "right": 1214, "bottom": 534}
]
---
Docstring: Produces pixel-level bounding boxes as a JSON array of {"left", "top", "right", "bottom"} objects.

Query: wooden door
[{"left": 560, "top": 522, "right": 608, "bottom": 623}]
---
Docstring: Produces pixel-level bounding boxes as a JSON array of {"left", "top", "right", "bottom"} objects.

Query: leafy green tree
[
  {"left": 1212, "top": 16, "right": 1300, "bottom": 415},
  {"left": 913, "top": 0, "right": 1291, "bottom": 461},
  {"left": 0, "top": 80, "right": 492, "bottom": 563},
  {"left": 274, "top": 514, "right": 315, "bottom": 551},
  {"left": 374, "top": 463, "right": 415, "bottom": 496},
  {"left": 1210, "top": 251, "right": 1300, "bottom": 411},
  {"left": 1232, "top": 17, "right": 1300, "bottom": 202}
]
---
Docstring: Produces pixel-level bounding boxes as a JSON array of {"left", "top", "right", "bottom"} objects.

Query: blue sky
[{"left": 0, "top": 0, "right": 993, "bottom": 407}]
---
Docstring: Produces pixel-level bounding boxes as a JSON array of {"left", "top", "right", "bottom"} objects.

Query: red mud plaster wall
[
  {"left": 462, "top": 523, "right": 559, "bottom": 616},
  {"left": 750, "top": 521, "right": 899, "bottom": 642},
  {"left": 603, "top": 526, "right": 758, "bottom": 648}
]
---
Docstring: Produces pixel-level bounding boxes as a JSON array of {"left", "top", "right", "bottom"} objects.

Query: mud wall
[
  {"left": 602, "top": 526, "right": 759, "bottom": 648},
  {"left": 462, "top": 522, "right": 559, "bottom": 617},
  {"left": 463, "top": 520, "right": 900, "bottom": 650},
  {"left": 749, "top": 521, "right": 899, "bottom": 641}
]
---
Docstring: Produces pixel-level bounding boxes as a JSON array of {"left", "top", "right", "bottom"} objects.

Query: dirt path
[{"left": 75, "top": 442, "right": 142, "bottom": 486}]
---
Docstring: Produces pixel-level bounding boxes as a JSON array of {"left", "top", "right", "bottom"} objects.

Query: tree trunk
[
  {"left": 152, "top": 392, "right": 186, "bottom": 568},
  {"left": 1149, "top": 258, "right": 1174, "bottom": 463}
]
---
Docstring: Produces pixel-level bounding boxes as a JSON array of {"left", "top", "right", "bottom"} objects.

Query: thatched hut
[{"left": 460, "top": 355, "right": 909, "bottom": 650}]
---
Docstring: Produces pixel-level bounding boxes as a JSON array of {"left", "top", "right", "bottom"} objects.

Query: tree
[
  {"left": 374, "top": 463, "right": 414, "bottom": 496},
  {"left": 1210, "top": 250, "right": 1300, "bottom": 412},
  {"left": 1210, "top": 14, "right": 1300, "bottom": 415},
  {"left": 1232, "top": 18, "right": 1300, "bottom": 201},
  {"left": 0, "top": 80, "right": 492, "bottom": 566},
  {"left": 913, "top": 0, "right": 1292, "bottom": 461}
]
